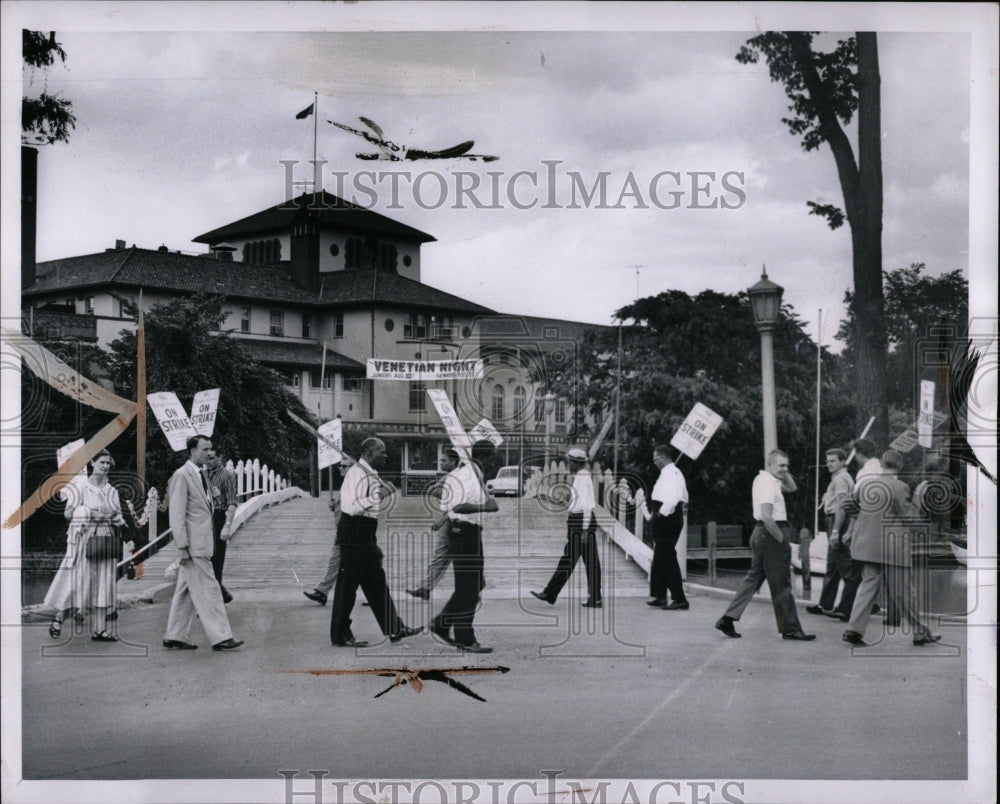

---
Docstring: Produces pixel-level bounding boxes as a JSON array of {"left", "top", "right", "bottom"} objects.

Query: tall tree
[
  {"left": 23, "top": 29, "right": 77, "bottom": 145},
  {"left": 737, "top": 32, "right": 889, "bottom": 446}
]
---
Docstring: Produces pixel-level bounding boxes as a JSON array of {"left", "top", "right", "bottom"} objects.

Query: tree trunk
[{"left": 852, "top": 32, "right": 890, "bottom": 447}]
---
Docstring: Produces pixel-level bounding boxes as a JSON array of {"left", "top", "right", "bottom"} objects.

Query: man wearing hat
[
  {"left": 646, "top": 445, "right": 690, "bottom": 610},
  {"left": 531, "top": 447, "right": 602, "bottom": 608}
]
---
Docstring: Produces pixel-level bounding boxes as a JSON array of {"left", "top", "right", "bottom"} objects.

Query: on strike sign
[{"left": 670, "top": 403, "right": 723, "bottom": 460}]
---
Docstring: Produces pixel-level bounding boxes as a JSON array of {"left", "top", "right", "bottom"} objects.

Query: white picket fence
[{"left": 529, "top": 459, "right": 660, "bottom": 575}]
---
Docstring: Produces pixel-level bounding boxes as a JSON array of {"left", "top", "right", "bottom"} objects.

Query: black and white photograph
[{"left": 2, "top": 3, "right": 996, "bottom": 803}]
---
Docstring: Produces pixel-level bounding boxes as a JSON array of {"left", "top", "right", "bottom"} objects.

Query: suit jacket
[
  {"left": 850, "top": 472, "right": 917, "bottom": 567},
  {"left": 168, "top": 460, "right": 215, "bottom": 557}
]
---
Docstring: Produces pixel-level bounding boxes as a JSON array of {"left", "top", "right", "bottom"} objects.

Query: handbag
[{"left": 85, "top": 528, "right": 123, "bottom": 561}]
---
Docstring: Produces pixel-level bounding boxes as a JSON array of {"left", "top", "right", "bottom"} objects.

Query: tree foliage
[
  {"left": 105, "top": 296, "right": 314, "bottom": 496},
  {"left": 837, "top": 264, "right": 969, "bottom": 410},
  {"left": 23, "top": 30, "right": 77, "bottom": 145},
  {"left": 572, "top": 290, "right": 856, "bottom": 527},
  {"left": 737, "top": 31, "right": 890, "bottom": 446}
]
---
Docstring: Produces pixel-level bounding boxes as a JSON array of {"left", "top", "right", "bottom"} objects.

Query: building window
[
  {"left": 404, "top": 312, "right": 428, "bottom": 340},
  {"left": 343, "top": 376, "right": 364, "bottom": 392},
  {"left": 334, "top": 311, "right": 344, "bottom": 338},
  {"left": 534, "top": 398, "right": 545, "bottom": 424},
  {"left": 491, "top": 385, "right": 505, "bottom": 422},
  {"left": 241, "top": 307, "right": 251, "bottom": 333},
  {"left": 243, "top": 238, "right": 281, "bottom": 264},
  {"left": 429, "top": 314, "right": 454, "bottom": 340},
  {"left": 409, "top": 381, "right": 426, "bottom": 412},
  {"left": 302, "top": 314, "right": 311, "bottom": 338},
  {"left": 269, "top": 311, "right": 284, "bottom": 337},
  {"left": 513, "top": 386, "right": 527, "bottom": 418},
  {"left": 309, "top": 370, "right": 332, "bottom": 388},
  {"left": 84, "top": 297, "right": 94, "bottom": 314},
  {"left": 278, "top": 370, "right": 299, "bottom": 388},
  {"left": 555, "top": 398, "right": 567, "bottom": 424},
  {"left": 345, "top": 237, "right": 397, "bottom": 271}
]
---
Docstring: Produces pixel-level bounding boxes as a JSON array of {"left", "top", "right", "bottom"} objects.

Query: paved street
[{"left": 14, "top": 495, "right": 974, "bottom": 802}]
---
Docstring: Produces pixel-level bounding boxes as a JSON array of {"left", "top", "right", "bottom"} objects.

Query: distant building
[{"left": 21, "top": 191, "right": 608, "bottom": 489}]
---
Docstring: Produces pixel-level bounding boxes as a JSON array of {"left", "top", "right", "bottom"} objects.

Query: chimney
[
  {"left": 21, "top": 146, "right": 38, "bottom": 289},
  {"left": 116, "top": 239, "right": 126, "bottom": 250},
  {"left": 211, "top": 243, "right": 237, "bottom": 262},
  {"left": 290, "top": 208, "right": 320, "bottom": 292}
]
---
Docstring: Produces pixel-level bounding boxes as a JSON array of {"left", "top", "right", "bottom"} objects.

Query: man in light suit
[{"left": 163, "top": 435, "right": 243, "bottom": 651}]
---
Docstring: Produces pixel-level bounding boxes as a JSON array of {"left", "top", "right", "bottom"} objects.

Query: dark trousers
[
  {"left": 211, "top": 510, "right": 229, "bottom": 596},
  {"left": 330, "top": 514, "right": 403, "bottom": 643},
  {"left": 435, "top": 522, "right": 484, "bottom": 647},
  {"left": 817, "top": 514, "right": 861, "bottom": 614},
  {"left": 543, "top": 513, "right": 602, "bottom": 602},
  {"left": 649, "top": 507, "right": 686, "bottom": 603},
  {"left": 724, "top": 524, "right": 803, "bottom": 634}
]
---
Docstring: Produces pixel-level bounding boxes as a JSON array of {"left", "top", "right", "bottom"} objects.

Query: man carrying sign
[
  {"left": 329, "top": 438, "right": 421, "bottom": 647},
  {"left": 646, "top": 445, "right": 690, "bottom": 611}
]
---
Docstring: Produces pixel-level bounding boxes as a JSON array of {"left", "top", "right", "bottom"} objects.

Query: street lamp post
[
  {"left": 748, "top": 267, "right": 784, "bottom": 463},
  {"left": 543, "top": 391, "right": 556, "bottom": 471}
]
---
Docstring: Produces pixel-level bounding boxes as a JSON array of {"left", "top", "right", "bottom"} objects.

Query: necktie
[{"left": 200, "top": 469, "right": 210, "bottom": 496}]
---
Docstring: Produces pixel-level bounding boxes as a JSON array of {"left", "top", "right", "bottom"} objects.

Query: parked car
[{"left": 485, "top": 466, "right": 523, "bottom": 497}]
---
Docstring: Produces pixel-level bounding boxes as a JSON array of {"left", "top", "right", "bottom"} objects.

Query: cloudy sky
[{"left": 4, "top": 3, "right": 995, "bottom": 349}]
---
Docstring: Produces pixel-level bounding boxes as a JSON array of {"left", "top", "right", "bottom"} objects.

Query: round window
[
  {"left": 329, "top": 244, "right": 340, "bottom": 256},
  {"left": 384, "top": 318, "right": 395, "bottom": 332},
  {"left": 402, "top": 255, "right": 412, "bottom": 267}
]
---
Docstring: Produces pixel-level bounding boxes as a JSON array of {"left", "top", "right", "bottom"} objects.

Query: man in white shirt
[
  {"left": 407, "top": 449, "right": 463, "bottom": 600},
  {"left": 430, "top": 440, "right": 498, "bottom": 653},
  {"left": 715, "top": 449, "right": 815, "bottom": 641},
  {"left": 531, "top": 447, "right": 603, "bottom": 608},
  {"left": 646, "top": 445, "right": 689, "bottom": 610},
  {"left": 328, "top": 438, "right": 421, "bottom": 647}
]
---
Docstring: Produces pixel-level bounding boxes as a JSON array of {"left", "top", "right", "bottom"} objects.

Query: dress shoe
[
  {"left": 530, "top": 590, "right": 555, "bottom": 605},
  {"left": 824, "top": 610, "right": 849, "bottom": 622},
  {"left": 91, "top": 631, "right": 118, "bottom": 642},
  {"left": 163, "top": 639, "right": 198, "bottom": 650},
  {"left": 332, "top": 638, "right": 369, "bottom": 648},
  {"left": 913, "top": 633, "right": 942, "bottom": 646},
  {"left": 714, "top": 617, "right": 741, "bottom": 638},
  {"left": 782, "top": 630, "right": 816, "bottom": 641},
  {"left": 582, "top": 599, "right": 603, "bottom": 608},
  {"left": 212, "top": 638, "right": 244, "bottom": 651},
  {"left": 647, "top": 598, "right": 667, "bottom": 608},
  {"left": 222, "top": 589, "right": 234, "bottom": 605},
  {"left": 842, "top": 630, "right": 868, "bottom": 646},
  {"left": 664, "top": 600, "right": 689, "bottom": 610},
  {"left": 805, "top": 605, "right": 826, "bottom": 615},
  {"left": 389, "top": 625, "right": 423, "bottom": 643},
  {"left": 406, "top": 587, "right": 431, "bottom": 600},
  {"left": 303, "top": 589, "right": 327, "bottom": 606},
  {"left": 458, "top": 641, "right": 493, "bottom": 654}
]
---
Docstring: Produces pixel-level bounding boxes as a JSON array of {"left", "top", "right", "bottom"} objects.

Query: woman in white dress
[{"left": 44, "top": 450, "right": 125, "bottom": 642}]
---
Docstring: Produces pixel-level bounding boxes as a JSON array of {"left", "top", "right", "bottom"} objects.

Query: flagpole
[
  {"left": 137, "top": 290, "right": 147, "bottom": 486},
  {"left": 312, "top": 91, "right": 319, "bottom": 205}
]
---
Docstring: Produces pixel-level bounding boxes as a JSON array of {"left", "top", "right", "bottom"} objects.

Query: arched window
[
  {"left": 491, "top": 384, "right": 505, "bottom": 422},
  {"left": 513, "top": 386, "right": 526, "bottom": 419}
]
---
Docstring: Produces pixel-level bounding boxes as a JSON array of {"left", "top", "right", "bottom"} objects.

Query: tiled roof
[
  {"left": 193, "top": 191, "right": 436, "bottom": 244},
  {"left": 238, "top": 339, "right": 364, "bottom": 371},
  {"left": 25, "top": 248, "right": 495, "bottom": 314}
]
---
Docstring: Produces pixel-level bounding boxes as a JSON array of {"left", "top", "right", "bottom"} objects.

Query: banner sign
[
  {"left": 426, "top": 388, "right": 472, "bottom": 462},
  {"left": 469, "top": 418, "right": 504, "bottom": 448},
  {"left": 317, "top": 418, "right": 344, "bottom": 469},
  {"left": 367, "top": 358, "right": 484, "bottom": 381},
  {"left": 670, "top": 402, "right": 723, "bottom": 460},
  {"left": 917, "top": 380, "right": 935, "bottom": 448},
  {"left": 190, "top": 388, "right": 220, "bottom": 436},
  {"left": 147, "top": 391, "right": 198, "bottom": 451}
]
